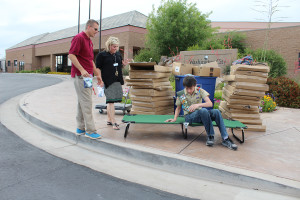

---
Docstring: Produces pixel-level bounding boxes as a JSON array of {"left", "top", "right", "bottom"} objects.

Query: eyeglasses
[{"left": 89, "top": 26, "right": 98, "bottom": 31}]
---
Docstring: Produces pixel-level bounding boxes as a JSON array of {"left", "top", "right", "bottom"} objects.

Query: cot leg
[
  {"left": 124, "top": 123, "right": 131, "bottom": 138},
  {"left": 231, "top": 128, "right": 245, "bottom": 143},
  {"left": 181, "top": 122, "right": 189, "bottom": 139}
]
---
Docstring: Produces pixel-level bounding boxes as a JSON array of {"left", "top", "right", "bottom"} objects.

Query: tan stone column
[{"left": 50, "top": 54, "right": 56, "bottom": 72}]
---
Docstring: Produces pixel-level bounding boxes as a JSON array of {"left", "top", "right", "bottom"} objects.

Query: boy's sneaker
[
  {"left": 222, "top": 138, "right": 238, "bottom": 150},
  {"left": 75, "top": 128, "right": 85, "bottom": 135},
  {"left": 206, "top": 136, "right": 214, "bottom": 146},
  {"left": 85, "top": 132, "right": 102, "bottom": 139}
]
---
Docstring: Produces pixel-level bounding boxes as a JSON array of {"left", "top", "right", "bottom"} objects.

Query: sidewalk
[{"left": 18, "top": 75, "right": 300, "bottom": 196}]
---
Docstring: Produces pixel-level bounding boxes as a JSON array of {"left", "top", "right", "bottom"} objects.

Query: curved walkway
[{"left": 3, "top": 75, "right": 300, "bottom": 199}]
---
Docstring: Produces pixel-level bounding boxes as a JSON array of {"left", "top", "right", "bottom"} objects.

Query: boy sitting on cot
[{"left": 165, "top": 75, "right": 237, "bottom": 150}]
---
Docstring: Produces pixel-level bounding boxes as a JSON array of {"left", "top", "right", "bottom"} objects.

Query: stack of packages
[
  {"left": 126, "top": 62, "right": 174, "bottom": 115},
  {"left": 219, "top": 64, "right": 270, "bottom": 131}
]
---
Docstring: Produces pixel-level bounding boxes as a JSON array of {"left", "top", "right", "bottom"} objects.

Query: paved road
[{"left": 0, "top": 73, "right": 195, "bottom": 200}]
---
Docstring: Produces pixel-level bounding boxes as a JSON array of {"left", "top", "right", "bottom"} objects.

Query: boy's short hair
[{"left": 183, "top": 76, "right": 197, "bottom": 87}]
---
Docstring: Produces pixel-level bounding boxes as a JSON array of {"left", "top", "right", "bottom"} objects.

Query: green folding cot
[{"left": 122, "top": 114, "right": 247, "bottom": 143}]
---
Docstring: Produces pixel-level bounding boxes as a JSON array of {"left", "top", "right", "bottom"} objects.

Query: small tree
[
  {"left": 253, "top": 0, "right": 288, "bottom": 61},
  {"left": 146, "top": 0, "right": 215, "bottom": 57}
]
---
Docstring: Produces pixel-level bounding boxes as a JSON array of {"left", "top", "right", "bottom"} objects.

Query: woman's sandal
[
  {"left": 107, "top": 122, "right": 113, "bottom": 126},
  {"left": 112, "top": 123, "right": 120, "bottom": 130}
]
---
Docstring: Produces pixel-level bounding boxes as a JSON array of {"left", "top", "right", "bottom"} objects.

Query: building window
[
  {"left": 19, "top": 61, "right": 25, "bottom": 71},
  {"left": 56, "top": 55, "right": 63, "bottom": 72},
  {"left": 14, "top": 60, "right": 18, "bottom": 66},
  {"left": 7, "top": 60, "right": 11, "bottom": 66}
]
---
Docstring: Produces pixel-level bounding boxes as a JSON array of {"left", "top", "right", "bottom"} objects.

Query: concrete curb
[{"left": 18, "top": 99, "right": 300, "bottom": 198}]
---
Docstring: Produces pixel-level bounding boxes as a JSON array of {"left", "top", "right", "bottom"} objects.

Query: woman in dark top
[{"left": 96, "top": 36, "right": 129, "bottom": 130}]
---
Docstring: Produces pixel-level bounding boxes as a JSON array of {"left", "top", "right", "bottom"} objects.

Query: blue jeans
[{"left": 184, "top": 108, "right": 229, "bottom": 140}]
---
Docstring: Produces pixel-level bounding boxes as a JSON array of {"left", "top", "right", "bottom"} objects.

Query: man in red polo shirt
[{"left": 68, "top": 19, "right": 103, "bottom": 139}]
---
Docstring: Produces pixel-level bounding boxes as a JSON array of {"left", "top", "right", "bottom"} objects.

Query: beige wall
[
  {"left": 6, "top": 46, "right": 35, "bottom": 72},
  {"left": 40, "top": 56, "right": 50, "bottom": 67}
]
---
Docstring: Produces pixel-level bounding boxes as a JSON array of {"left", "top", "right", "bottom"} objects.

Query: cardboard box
[
  {"left": 244, "top": 124, "right": 266, "bottom": 132},
  {"left": 222, "top": 87, "right": 261, "bottom": 101},
  {"left": 223, "top": 74, "right": 267, "bottom": 84},
  {"left": 230, "top": 64, "right": 270, "bottom": 73},
  {"left": 129, "top": 62, "right": 156, "bottom": 71},
  {"left": 125, "top": 77, "right": 169, "bottom": 83},
  {"left": 219, "top": 106, "right": 260, "bottom": 119},
  {"left": 126, "top": 80, "right": 170, "bottom": 87},
  {"left": 172, "top": 62, "right": 193, "bottom": 75},
  {"left": 129, "top": 63, "right": 172, "bottom": 73},
  {"left": 232, "top": 118, "right": 262, "bottom": 125},
  {"left": 131, "top": 107, "right": 174, "bottom": 115},
  {"left": 219, "top": 101, "right": 259, "bottom": 114},
  {"left": 130, "top": 88, "right": 174, "bottom": 97},
  {"left": 132, "top": 100, "right": 173, "bottom": 108},
  {"left": 230, "top": 70, "right": 268, "bottom": 78},
  {"left": 222, "top": 92, "right": 261, "bottom": 106},
  {"left": 229, "top": 82, "right": 269, "bottom": 91},
  {"left": 226, "top": 103, "right": 260, "bottom": 112},
  {"left": 224, "top": 85, "right": 265, "bottom": 97},
  {"left": 129, "top": 70, "right": 170, "bottom": 79},
  {"left": 154, "top": 65, "right": 172, "bottom": 72},
  {"left": 130, "top": 95, "right": 174, "bottom": 102},
  {"left": 192, "top": 61, "right": 221, "bottom": 77},
  {"left": 132, "top": 85, "right": 173, "bottom": 91}
]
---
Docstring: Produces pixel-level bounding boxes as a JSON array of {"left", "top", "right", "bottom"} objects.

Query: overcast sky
[{"left": 0, "top": 0, "right": 299, "bottom": 58}]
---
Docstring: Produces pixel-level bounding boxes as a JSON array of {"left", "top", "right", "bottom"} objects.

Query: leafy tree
[
  {"left": 253, "top": 0, "right": 288, "bottom": 61},
  {"left": 187, "top": 31, "right": 247, "bottom": 57},
  {"left": 146, "top": 0, "right": 215, "bottom": 57}
]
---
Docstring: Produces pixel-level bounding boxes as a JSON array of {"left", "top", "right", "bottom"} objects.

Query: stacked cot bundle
[
  {"left": 126, "top": 62, "right": 174, "bottom": 115},
  {"left": 219, "top": 64, "right": 270, "bottom": 132}
]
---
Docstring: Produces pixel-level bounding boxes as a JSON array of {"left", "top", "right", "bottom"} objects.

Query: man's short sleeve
[{"left": 69, "top": 36, "right": 81, "bottom": 55}]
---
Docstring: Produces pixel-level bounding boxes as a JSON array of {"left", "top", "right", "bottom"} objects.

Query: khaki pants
[{"left": 73, "top": 76, "right": 96, "bottom": 134}]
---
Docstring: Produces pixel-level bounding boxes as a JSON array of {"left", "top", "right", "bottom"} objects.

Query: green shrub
[
  {"left": 16, "top": 70, "right": 35, "bottom": 73},
  {"left": 267, "top": 76, "right": 300, "bottom": 108},
  {"left": 223, "top": 65, "right": 231, "bottom": 75},
  {"left": 134, "top": 48, "right": 160, "bottom": 63},
  {"left": 36, "top": 66, "right": 51, "bottom": 74},
  {"left": 246, "top": 48, "right": 287, "bottom": 78},
  {"left": 16, "top": 66, "right": 51, "bottom": 74},
  {"left": 213, "top": 90, "right": 223, "bottom": 109},
  {"left": 122, "top": 65, "right": 129, "bottom": 76},
  {"left": 215, "top": 82, "right": 225, "bottom": 90},
  {"left": 48, "top": 72, "right": 70, "bottom": 75}
]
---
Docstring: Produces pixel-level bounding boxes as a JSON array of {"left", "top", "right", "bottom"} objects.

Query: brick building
[
  {"left": 5, "top": 10, "right": 300, "bottom": 76},
  {"left": 6, "top": 11, "right": 147, "bottom": 73}
]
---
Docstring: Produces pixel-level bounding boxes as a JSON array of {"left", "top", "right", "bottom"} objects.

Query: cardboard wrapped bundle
[
  {"left": 220, "top": 63, "right": 270, "bottom": 132},
  {"left": 127, "top": 62, "right": 174, "bottom": 115}
]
